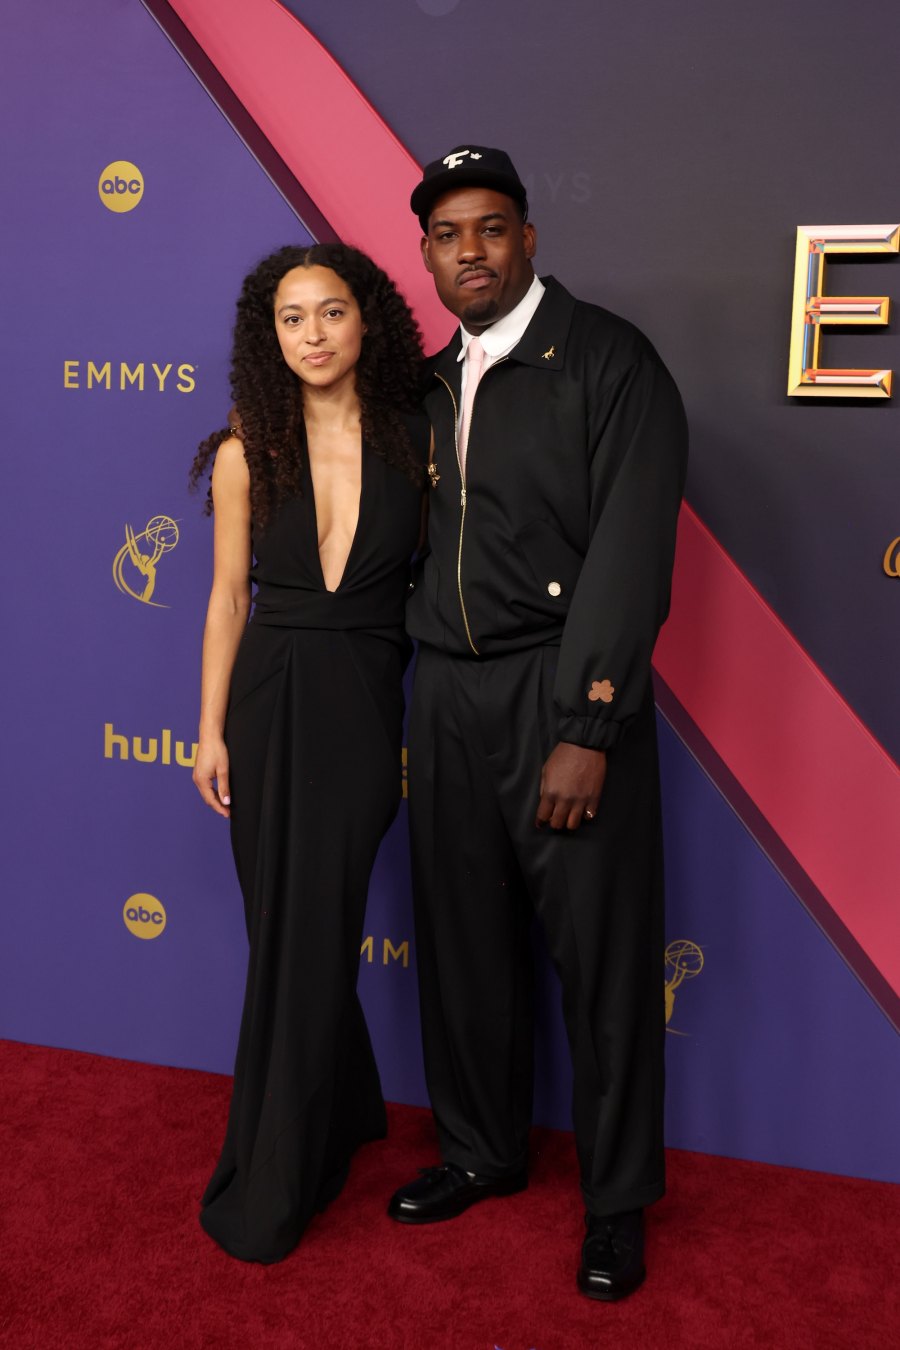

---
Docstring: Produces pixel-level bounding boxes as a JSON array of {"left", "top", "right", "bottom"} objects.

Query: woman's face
[{"left": 273, "top": 265, "right": 364, "bottom": 392}]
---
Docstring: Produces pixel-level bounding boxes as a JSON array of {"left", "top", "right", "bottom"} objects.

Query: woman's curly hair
[{"left": 190, "top": 243, "right": 425, "bottom": 526}]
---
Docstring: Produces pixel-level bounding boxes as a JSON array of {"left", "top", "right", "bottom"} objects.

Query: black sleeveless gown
[{"left": 200, "top": 424, "right": 426, "bottom": 1263}]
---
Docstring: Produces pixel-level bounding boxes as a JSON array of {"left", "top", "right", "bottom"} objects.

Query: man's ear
[
  {"left": 523, "top": 221, "right": 537, "bottom": 261},
  {"left": 421, "top": 235, "right": 434, "bottom": 274}
]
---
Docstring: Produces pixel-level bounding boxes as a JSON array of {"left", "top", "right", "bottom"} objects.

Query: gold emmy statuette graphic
[
  {"left": 665, "top": 939, "right": 704, "bottom": 1034},
  {"left": 112, "top": 515, "right": 179, "bottom": 607},
  {"left": 787, "top": 223, "right": 900, "bottom": 398}
]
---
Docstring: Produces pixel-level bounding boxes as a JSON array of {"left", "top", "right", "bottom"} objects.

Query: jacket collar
[{"left": 428, "top": 275, "right": 574, "bottom": 385}]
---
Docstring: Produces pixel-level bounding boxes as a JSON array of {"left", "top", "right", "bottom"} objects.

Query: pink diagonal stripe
[
  {"left": 654, "top": 506, "right": 900, "bottom": 997},
  {"left": 167, "top": 0, "right": 453, "bottom": 350}
]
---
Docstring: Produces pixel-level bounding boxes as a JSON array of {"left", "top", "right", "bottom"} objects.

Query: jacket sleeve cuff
[{"left": 557, "top": 715, "right": 624, "bottom": 752}]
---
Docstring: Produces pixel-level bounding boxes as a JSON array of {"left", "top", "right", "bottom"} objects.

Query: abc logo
[
  {"left": 99, "top": 161, "right": 144, "bottom": 213},
  {"left": 123, "top": 892, "right": 167, "bottom": 939}
]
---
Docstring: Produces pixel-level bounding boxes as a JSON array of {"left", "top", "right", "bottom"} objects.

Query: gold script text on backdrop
[{"left": 883, "top": 538, "right": 900, "bottom": 577}]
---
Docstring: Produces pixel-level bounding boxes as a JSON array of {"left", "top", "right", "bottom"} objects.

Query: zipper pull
[{"left": 460, "top": 487, "right": 467, "bottom": 507}]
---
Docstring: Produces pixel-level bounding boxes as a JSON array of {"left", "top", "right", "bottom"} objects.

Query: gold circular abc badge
[
  {"left": 123, "top": 893, "right": 167, "bottom": 939},
  {"left": 99, "top": 161, "right": 144, "bottom": 213}
]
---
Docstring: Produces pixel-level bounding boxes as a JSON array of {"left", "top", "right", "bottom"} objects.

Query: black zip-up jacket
[{"left": 408, "top": 276, "right": 688, "bottom": 752}]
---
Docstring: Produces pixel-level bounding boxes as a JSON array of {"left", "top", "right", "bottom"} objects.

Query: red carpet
[{"left": 0, "top": 1040, "right": 897, "bottom": 1349}]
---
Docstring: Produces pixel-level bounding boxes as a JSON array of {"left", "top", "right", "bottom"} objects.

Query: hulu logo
[{"left": 104, "top": 722, "right": 197, "bottom": 768}]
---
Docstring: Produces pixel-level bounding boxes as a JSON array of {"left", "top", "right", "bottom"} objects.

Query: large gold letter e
[{"left": 788, "top": 224, "right": 899, "bottom": 398}]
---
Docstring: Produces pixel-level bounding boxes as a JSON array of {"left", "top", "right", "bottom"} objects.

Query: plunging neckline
[{"left": 307, "top": 440, "right": 367, "bottom": 594}]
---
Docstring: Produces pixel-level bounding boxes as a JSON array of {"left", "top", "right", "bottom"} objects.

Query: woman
[{"left": 190, "top": 243, "right": 426, "bottom": 1263}]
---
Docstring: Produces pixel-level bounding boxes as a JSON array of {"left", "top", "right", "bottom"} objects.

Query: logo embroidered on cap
[
  {"left": 443, "top": 150, "right": 472, "bottom": 169},
  {"left": 588, "top": 679, "right": 615, "bottom": 703}
]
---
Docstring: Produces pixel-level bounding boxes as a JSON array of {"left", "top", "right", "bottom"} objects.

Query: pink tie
[{"left": 459, "top": 336, "right": 485, "bottom": 475}]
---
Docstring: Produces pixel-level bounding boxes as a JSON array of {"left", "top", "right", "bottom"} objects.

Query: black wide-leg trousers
[
  {"left": 200, "top": 627, "right": 402, "bottom": 1262},
  {"left": 408, "top": 643, "right": 666, "bottom": 1217}
]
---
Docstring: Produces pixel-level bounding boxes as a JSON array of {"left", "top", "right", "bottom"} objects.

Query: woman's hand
[{"left": 193, "top": 735, "right": 231, "bottom": 818}]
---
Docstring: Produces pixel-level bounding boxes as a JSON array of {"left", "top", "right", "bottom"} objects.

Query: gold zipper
[
  {"left": 434, "top": 359, "right": 507, "bottom": 657},
  {"left": 434, "top": 371, "right": 478, "bottom": 654}
]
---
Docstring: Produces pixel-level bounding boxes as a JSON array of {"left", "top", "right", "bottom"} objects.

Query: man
[{"left": 389, "top": 145, "right": 688, "bottom": 1302}]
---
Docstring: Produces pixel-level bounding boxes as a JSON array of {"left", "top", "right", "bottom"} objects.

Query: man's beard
[{"left": 461, "top": 296, "right": 499, "bottom": 327}]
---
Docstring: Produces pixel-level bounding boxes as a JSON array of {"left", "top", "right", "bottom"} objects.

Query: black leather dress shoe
[
  {"left": 577, "top": 1208, "right": 646, "bottom": 1301},
  {"left": 388, "top": 1163, "right": 528, "bottom": 1224}
]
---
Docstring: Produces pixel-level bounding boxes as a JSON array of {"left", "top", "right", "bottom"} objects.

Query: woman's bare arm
[{"left": 193, "top": 438, "right": 252, "bottom": 818}]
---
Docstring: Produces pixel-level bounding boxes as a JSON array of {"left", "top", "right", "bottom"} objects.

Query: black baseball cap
[{"left": 411, "top": 145, "right": 528, "bottom": 232}]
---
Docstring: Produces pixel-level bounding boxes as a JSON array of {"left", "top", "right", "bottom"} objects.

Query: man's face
[{"left": 421, "top": 187, "right": 536, "bottom": 333}]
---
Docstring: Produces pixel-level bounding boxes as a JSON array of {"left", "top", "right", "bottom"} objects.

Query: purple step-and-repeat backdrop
[{"left": 2, "top": 0, "right": 898, "bottom": 1184}]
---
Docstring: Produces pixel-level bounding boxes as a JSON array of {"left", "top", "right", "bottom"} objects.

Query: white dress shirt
[{"left": 456, "top": 273, "right": 546, "bottom": 421}]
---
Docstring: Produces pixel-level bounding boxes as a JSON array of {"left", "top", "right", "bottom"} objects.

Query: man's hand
[{"left": 535, "top": 742, "right": 607, "bottom": 831}]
